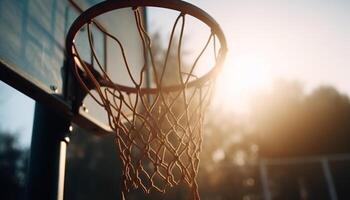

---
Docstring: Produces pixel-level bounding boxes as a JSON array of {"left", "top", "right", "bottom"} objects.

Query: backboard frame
[{"left": 0, "top": 0, "right": 147, "bottom": 135}]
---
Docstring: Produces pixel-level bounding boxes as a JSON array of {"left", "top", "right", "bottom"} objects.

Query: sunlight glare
[{"left": 213, "top": 54, "right": 272, "bottom": 113}]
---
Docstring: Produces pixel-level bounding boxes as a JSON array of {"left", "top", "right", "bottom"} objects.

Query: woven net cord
[{"left": 71, "top": 7, "right": 220, "bottom": 200}]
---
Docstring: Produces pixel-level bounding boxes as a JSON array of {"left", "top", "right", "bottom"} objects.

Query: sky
[
  {"left": 188, "top": 0, "right": 350, "bottom": 113},
  {"left": 1, "top": 0, "right": 350, "bottom": 146},
  {"left": 0, "top": 81, "right": 34, "bottom": 148}
]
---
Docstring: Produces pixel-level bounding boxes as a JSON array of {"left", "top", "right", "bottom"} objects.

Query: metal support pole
[
  {"left": 321, "top": 158, "right": 338, "bottom": 200},
  {"left": 259, "top": 159, "right": 272, "bottom": 200},
  {"left": 26, "top": 103, "right": 71, "bottom": 200}
]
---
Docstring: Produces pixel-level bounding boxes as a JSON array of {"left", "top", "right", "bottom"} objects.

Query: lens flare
[{"left": 214, "top": 54, "right": 272, "bottom": 113}]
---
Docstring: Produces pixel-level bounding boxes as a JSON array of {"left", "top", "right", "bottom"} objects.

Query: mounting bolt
[
  {"left": 82, "top": 104, "right": 89, "bottom": 113},
  {"left": 69, "top": 125, "right": 74, "bottom": 132},
  {"left": 50, "top": 85, "right": 58, "bottom": 93}
]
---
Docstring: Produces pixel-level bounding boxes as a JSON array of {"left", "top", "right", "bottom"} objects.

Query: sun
[{"left": 213, "top": 54, "right": 272, "bottom": 113}]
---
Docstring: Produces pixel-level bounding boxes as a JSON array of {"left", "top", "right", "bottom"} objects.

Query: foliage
[
  {"left": 0, "top": 131, "right": 28, "bottom": 200},
  {"left": 251, "top": 80, "right": 350, "bottom": 157}
]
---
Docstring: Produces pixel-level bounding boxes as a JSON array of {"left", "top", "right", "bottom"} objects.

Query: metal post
[
  {"left": 26, "top": 103, "right": 71, "bottom": 200},
  {"left": 259, "top": 159, "right": 272, "bottom": 200},
  {"left": 321, "top": 158, "right": 338, "bottom": 200}
]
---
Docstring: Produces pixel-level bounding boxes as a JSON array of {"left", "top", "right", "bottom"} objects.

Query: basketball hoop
[{"left": 66, "top": 0, "right": 227, "bottom": 199}]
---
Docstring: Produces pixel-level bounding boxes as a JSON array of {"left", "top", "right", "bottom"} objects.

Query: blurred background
[{"left": 1, "top": 0, "right": 350, "bottom": 199}]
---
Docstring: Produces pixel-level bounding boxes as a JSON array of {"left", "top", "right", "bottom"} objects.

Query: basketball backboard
[{"left": 0, "top": 0, "right": 145, "bottom": 134}]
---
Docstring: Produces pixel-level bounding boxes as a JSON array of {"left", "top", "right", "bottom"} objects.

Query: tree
[
  {"left": 251, "top": 80, "right": 350, "bottom": 157},
  {"left": 198, "top": 111, "right": 262, "bottom": 200},
  {"left": 0, "top": 131, "right": 28, "bottom": 200}
]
